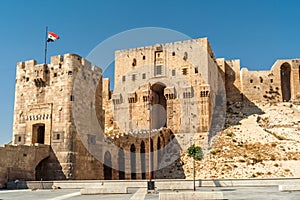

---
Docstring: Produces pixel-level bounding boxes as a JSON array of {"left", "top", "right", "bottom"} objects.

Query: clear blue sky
[{"left": 1, "top": 0, "right": 300, "bottom": 144}]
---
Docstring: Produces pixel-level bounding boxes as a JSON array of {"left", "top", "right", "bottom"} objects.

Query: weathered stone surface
[
  {"left": 80, "top": 187, "right": 127, "bottom": 194},
  {"left": 0, "top": 37, "right": 299, "bottom": 188},
  {"left": 159, "top": 191, "right": 223, "bottom": 200},
  {"left": 279, "top": 185, "right": 300, "bottom": 192}
]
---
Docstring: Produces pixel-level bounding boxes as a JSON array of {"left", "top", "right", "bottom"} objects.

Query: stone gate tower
[{"left": 12, "top": 54, "right": 104, "bottom": 180}]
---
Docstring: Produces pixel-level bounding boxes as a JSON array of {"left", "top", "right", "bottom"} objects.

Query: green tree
[{"left": 187, "top": 144, "right": 203, "bottom": 191}]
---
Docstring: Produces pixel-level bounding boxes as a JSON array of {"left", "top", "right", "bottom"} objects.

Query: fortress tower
[{"left": 12, "top": 54, "right": 104, "bottom": 180}]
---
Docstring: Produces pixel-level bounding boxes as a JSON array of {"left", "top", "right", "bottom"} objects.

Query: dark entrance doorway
[
  {"left": 140, "top": 141, "right": 146, "bottom": 179},
  {"left": 118, "top": 148, "right": 125, "bottom": 179},
  {"left": 151, "top": 83, "right": 167, "bottom": 129},
  {"left": 150, "top": 138, "right": 154, "bottom": 179},
  {"left": 33, "top": 124, "right": 45, "bottom": 144},
  {"left": 130, "top": 144, "right": 136, "bottom": 179},
  {"left": 103, "top": 151, "right": 112, "bottom": 180},
  {"left": 280, "top": 63, "right": 291, "bottom": 102}
]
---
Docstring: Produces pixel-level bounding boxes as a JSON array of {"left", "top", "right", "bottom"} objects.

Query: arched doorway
[
  {"left": 151, "top": 83, "right": 167, "bottom": 129},
  {"left": 157, "top": 137, "right": 161, "bottom": 170},
  {"left": 32, "top": 123, "right": 45, "bottom": 144},
  {"left": 130, "top": 144, "right": 136, "bottom": 179},
  {"left": 103, "top": 151, "right": 112, "bottom": 180},
  {"left": 35, "top": 157, "right": 49, "bottom": 181},
  {"left": 150, "top": 138, "right": 154, "bottom": 178},
  {"left": 280, "top": 63, "right": 291, "bottom": 102},
  {"left": 140, "top": 141, "right": 146, "bottom": 179},
  {"left": 118, "top": 148, "right": 125, "bottom": 179}
]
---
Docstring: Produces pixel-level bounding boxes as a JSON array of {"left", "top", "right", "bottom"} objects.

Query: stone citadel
[{"left": 0, "top": 37, "right": 299, "bottom": 187}]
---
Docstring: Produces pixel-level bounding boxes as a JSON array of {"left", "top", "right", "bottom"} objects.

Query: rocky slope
[{"left": 182, "top": 102, "right": 300, "bottom": 179}]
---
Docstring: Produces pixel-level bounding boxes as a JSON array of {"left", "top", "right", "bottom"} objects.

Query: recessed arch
[
  {"left": 151, "top": 82, "right": 167, "bottom": 129},
  {"left": 150, "top": 138, "right": 154, "bottom": 178},
  {"left": 140, "top": 141, "right": 146, "bottom": 179},
  {"left": 280, "top": 63, "right": 291, "bottom": 102},
  {"left": 103, "top": 151, "right": 112, "bottom": 180},
  {"left": 118, "top": 148, "right": 125, "bottom": 180},
  {"left": 157, "top": 137, "right": 161, "bottom": 171},
  {"left": 130, "top": 144, "right": 136, "bottom": 179}
]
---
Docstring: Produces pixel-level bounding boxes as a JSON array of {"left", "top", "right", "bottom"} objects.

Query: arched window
[{"left": 132, "top": 58, "right": 137, "bottom": 67}]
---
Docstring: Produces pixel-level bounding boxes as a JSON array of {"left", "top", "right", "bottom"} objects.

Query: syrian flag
[{"left": 47, "top": 31, "right": 60, "bottom": 42}]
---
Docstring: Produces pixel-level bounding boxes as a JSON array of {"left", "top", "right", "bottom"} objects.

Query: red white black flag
[{"left": 47, "top": 31, "right": 59, "bottom": 42}]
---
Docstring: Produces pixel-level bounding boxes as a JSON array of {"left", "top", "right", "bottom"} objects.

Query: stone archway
[
  {"left": 280, "top": 63, "right": 291, "bottom": 102},
  {"left": 151, "top": 83, "right": 167, "bottom": 129},
  {"left": 103, "top": 151, "right": 112, "bottom": 180}
]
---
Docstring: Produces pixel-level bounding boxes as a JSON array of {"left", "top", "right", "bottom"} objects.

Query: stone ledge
[
  {"left": 279, "top": 185, "right": 300, "bottom": 192},
  {"left": 159, "top": 191, "right": 223, "bottom": 200},
  {"left": 80, "top": 187, "right": 127, "bottom": 194},
  {"left": 53, "top": 180, "right": 147, "bottom": 189},
  {"left": 156, "top": 181, "right": 194, "bottom": 190}
]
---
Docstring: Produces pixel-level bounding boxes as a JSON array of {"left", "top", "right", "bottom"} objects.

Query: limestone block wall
[
  {"left": 240, "top": 59, "right": 300, "bottom": 103},
  {"left": 0, "top": 144, "right": 49, "bottom": 188},
  {"left": 241, "top": 68, "right": 277, "bottom": 102},
  {"left": 111, "top": 38, "right": 222, "bottom": 139},
  {"left": 12, "top": 53, "right": 104, "bottom": 181},
  {"left": 224, "top": 59, "right": 242, "bottom": 102}
]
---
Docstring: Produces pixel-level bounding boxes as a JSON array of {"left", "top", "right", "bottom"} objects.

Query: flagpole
[{"left": 44, "top": 26, "right": 48, "bottom": 64}]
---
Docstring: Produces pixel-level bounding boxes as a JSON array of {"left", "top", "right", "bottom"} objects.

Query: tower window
[
  {"left": 250, "top": 79, "right": 253, "bottom": 83},
  {"left": 172, "top": 52, "right": 175, "bottom": 56},
  {"left": 87, "top": 134, "right": 96, "bottom": 145},
  {"left": 132, "top": 58, "right": 137, "bottom": 67},
  {"left": 54, "top": 73, "right": 57, "bottom": 77},
  {"left": 183, "top": 52, "right": 188, "bottom": 61},
  {"left": 172, "top": 69, "right": 176, "bottom": 76},
  {"left": 195, "top": 67, "right": 198, "bottom": 74},
  {"left": 56, "top": 133, "right": 60, "bottom": 140},
  {"left": 68, "top": 71, "right": 73, "bottom": 76},
  {"left": 132, "top": 74, "right": 136, "bottom": 81},
  {"left": 142, "top": 55, "right": 146, "bottom": 60},
  {"left": 155, "top": 65, "right": 162, "bottom": 76},
  {"left": 122, "top": 76, "right": 126, "bottom": 82},
  {"left": 70, "top": 95, "right": 75, "bottom": 101},
  {"left": 182, "top": 68, "right": 187, "bottom": 75},
  {"left": 260, "top": 77, "right": 263, "bottom": 83},
  {"left": 142, "top": 73, "right": 146, "bottom": 79},
  {"left": 270, "top": 79, "right": 273, "bottom": 83},
  {"left": 18, "top": 136, "right": 22, "bottom": 142}
]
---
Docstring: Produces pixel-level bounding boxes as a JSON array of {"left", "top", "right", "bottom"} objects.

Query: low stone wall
[
  {"left": 52, "top": 180, "right": 147, "bottom": 189},
  {"left": 0, "top": 144, "right": 50, "bottom": 188},
  {"left": 0, "top": 167, "right": 8, "bottom": 188},
  {"left": 198, "top": 178, "right": 300, "bottom": 187}
]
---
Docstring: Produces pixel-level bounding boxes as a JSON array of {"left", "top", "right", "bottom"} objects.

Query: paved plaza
[{"left": 1, "top": 186, "right": 300, "bottom": 200}]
